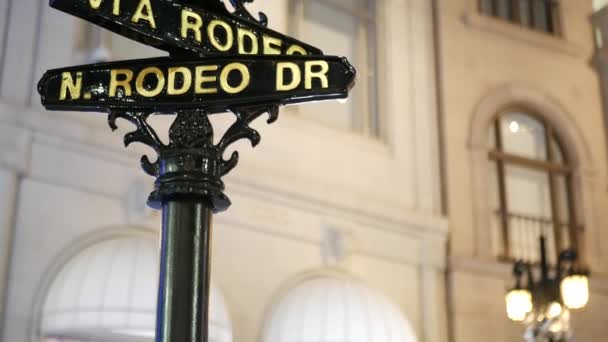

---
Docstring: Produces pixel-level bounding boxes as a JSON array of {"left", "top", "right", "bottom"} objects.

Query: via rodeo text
[{"left": 52, "top": 0, "right": 321, "bottom": 56}]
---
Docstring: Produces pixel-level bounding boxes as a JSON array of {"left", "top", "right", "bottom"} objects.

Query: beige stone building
[
  {"left": 437, "top": 0, "right": 608, "bottom": 341},
  {"left": 0, "top": 0, "right": 606, "bottom": 342}
]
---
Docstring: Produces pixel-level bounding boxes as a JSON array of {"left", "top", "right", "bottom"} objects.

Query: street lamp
[
  {"left": 506, "top": 236, "right": 590, "bottom": 335},
  {"left": 561, "top": 274, "right": 590, "bottom": 310}
]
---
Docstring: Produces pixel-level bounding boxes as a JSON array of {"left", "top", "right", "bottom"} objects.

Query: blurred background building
[
  {"left": 0, "top": 0, "right": 605, "bottom": 342},
  {"left": 441, "top": 1, "right": 608, "bottom": 341}
]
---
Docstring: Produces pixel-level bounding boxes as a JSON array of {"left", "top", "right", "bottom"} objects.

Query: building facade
[
  {"left": 0, "top": 1, "right": 447, "bottom": 342},
  {"left": 436, "top": 0, "right": 608, "bottom": 341}
]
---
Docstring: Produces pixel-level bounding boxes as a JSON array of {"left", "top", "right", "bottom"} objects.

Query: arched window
[{"left": 488, "top": 111, "right": 578, "bottom": 264}]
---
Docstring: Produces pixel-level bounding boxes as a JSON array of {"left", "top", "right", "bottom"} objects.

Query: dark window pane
[
  {"left": 533, "top": 0, "right": 550, "bottom": 32},
  {"left": 481, "top": 0, "right": 495, "bottom": 15},
  {"left": 518, "top": 0, "right": 532, "bottom": 26},
  {"left": 555, "top": 175, "right": 573, "bottom": 250},
  {"left": 480, "top": 0, "right": 559, "bottom": 35},
  {"left": 497, "top": 0, "right": 514, "bottom": 20}
]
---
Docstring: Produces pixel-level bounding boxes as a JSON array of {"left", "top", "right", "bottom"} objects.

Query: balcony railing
[{"left": 493, "top": 211, "right": 579, "bottom": 264}]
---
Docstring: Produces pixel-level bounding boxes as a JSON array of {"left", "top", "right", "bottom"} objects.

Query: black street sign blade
[
  {"left": 49, "top": 0, "right": 323, "bottom": 57},
  {"left": 38, "top": 55, "right": 356, "bottom": 113}
]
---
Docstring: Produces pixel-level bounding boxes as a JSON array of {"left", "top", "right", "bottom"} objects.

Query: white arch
[
  {"left": 31, "top": 227, "right": 232, "bottom": 342},
  {"left": 261, "top": 272, "right": 418, "bottom": 342}
]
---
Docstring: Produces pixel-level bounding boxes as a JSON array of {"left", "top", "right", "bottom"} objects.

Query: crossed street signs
[{"left": 38, "top": 0, "right": 356, "bottom": 113}]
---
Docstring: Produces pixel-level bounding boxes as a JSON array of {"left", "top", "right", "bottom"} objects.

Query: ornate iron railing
[{"left": 494, "top": 211, "right": 579, "bottom": 264}]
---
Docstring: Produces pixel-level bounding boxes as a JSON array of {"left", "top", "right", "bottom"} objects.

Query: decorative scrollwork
[
  {"left": 108, "top": 111, "right": 163, "bottom": 176},
  {"left": 108, "top": 105, "right": 280, "bottom": 211},
  {"left": 228, "top": 0, "right": 269, "bottom": 27},
  {"left": 182, "top": 0, "right": 269, "bottom": 27},
  {"left": 218, "top": 104, "right": 279, "bottom": 175}
]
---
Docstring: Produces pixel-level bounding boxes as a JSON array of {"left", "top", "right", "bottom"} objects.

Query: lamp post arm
[{"left": 540, "top": 236, "right": 550, "bottom": 281}]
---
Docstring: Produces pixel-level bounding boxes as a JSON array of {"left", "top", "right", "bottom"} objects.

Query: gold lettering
[
  {"left": 276, "top": 62, "right": 301, "bottom": 91},
  {"left": 89, "top": 0, "right": 103, "bottom": 9},
  {"left": 168, "top": 67, "right": 192, "bottom": 95},
  {"left": 208, "top": 20, "right": 234, "bottom": 52},
  {"left": 136, "top": 67, "right": 165, "bottom": 97},
  {"left": 220, "top": 63, "right": 250, "bottom": 94},
  {"left": 286, "top": 45, "right": 307, "bottom": 55},
  {"left": 109, "top": 69, "right": 133, "bottom": 97},
  {"left": 263, "top": 36, "right": 282, "bottom": 55},
  {"left": 181, "top": 9, "right": 203, "bottom": 43},
  {"left": 59, "top": 72, "right": 83, "bottom": 100},
  {"left": 131, "top": 0, "right": 156, "bottom": 29},
  {"left": 113, "top": 0, "right": 121, "bottom": 15},
  {"left": 195, "top": 65, "right": 219, "bottom": 94},
  {"left": 237, "top": 28, "right": 258, "bottom": 55},
  {"left": 305, "top": 61, "right": 329, "bottom": 89}
]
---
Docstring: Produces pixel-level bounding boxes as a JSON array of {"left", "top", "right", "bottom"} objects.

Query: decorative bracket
[
  {"left": 228, "top": 0, "right": 269, "bottom": 27},
  {"left": 108, "top": 104, "right": 279, "bottom": 212}
]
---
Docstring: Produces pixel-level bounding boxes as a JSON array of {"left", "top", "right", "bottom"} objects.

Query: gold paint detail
[
  {"left": 88, "top": 0, "right": 103, "bottom": 10},
  {"left": 83, "top": 92, "right": 92, "bottom": 100},
  {"left": 263, "top": 36, "right": 282, "bottom": 55},
  {"left": 136, "top": 67, "right": 165, "bottom": 98},
  {"left": 113, "top": 0, "right": 121, "bottom": 15},
  {"left": 110, "top": 69, "right": 134, "bottom": 97},
  {"left": 276, "top": 62, "right": 301, "bottom": 91},
  {"left": 305, "top": 61, "right": 329, "bottom": 89},
  {"left": 195, "top": 65, "right": 219, "bottom": 94},
  {"left": 208, "top": 20, "right": 234, "bottom": 52},
  {"left": 131, "top": 0, "right": 157, "bottom": 29},
  {"left": 237, "top": 28, "right": 258, "bottom": 55},
  {"left": 59, "top": 72, "right": 83, "bottom": 100},
  {"left": 168, "top": 67, "right": 193, "bottom": 95},
  {"left": 286, "top": 45, "right": 307, "bottom": 55},
  {"left": 181, "top": 9, "right": 203, "bottom": 43},
  {"left": 220, "top": 63, "right": 250, "bottom": 94}
]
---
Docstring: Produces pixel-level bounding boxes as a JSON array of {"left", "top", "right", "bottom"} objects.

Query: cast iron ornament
[
  {"left": 38, "top": 0, "right": 357, "bottom": 212},
  {"left": 107, "top": 104, "right": 279, "bottom": 211}
]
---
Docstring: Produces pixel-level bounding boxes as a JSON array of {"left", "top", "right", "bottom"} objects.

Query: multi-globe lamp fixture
[{"left": 505, "top": 236, "right": 590, "bottom": 329}]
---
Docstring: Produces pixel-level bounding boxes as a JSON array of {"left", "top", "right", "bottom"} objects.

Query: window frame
[
  {"left": 289, "top": 0, "right": 382, "bottom": 138},
  {"left": 489, "top": 109, "right": 579, "bottom": 262},
  {"left": 478, "top": 0, "right": 562, "bottom": 36}
]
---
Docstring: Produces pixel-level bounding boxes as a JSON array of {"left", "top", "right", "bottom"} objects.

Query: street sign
[
  {"left": 38, "top": 1, "right": 357, "bottom": 342},
  {"left": 49, "top": 0, "right": 323, "bottom": 57},
  {"left": 38, "top": 55, "right": 356, "bottom": 113}
]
